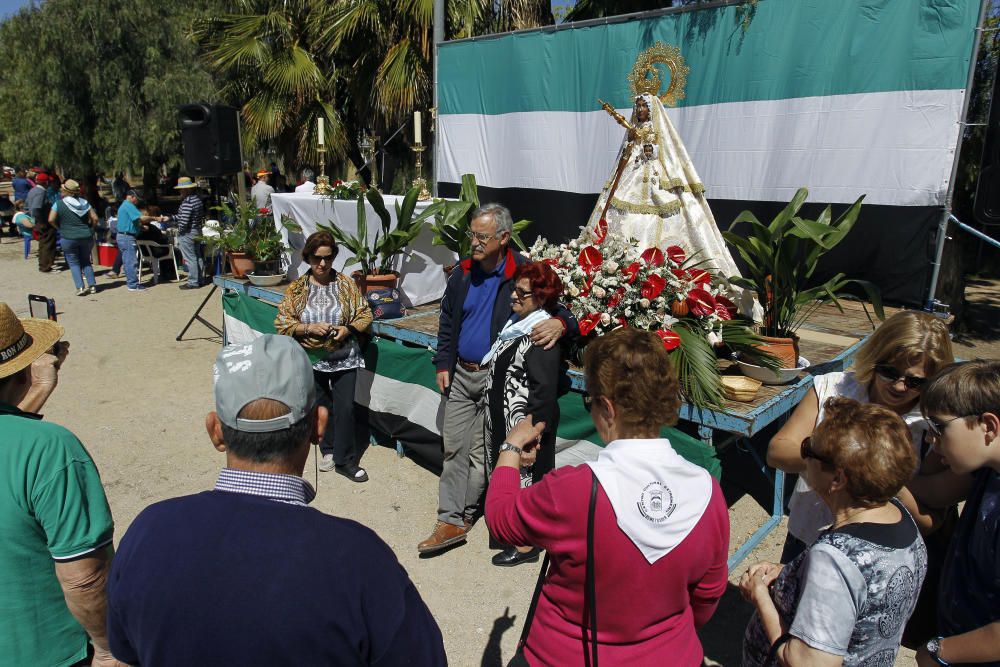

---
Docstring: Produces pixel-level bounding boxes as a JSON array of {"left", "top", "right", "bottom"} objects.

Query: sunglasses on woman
[
  {"left": 873, "top": 364, "right": 927, "bottom": 391},
  {"left": 800, "top": 436, "right": 835, "bottom": 466}
]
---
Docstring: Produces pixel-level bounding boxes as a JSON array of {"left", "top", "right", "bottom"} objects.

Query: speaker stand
[{"left": 176, "top": 284, "right": 223, "bottom": 341}]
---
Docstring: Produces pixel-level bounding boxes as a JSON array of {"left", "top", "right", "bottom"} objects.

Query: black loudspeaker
[
  {"left": 974, "top": 71, "right": 1000, "bottom": 224},
  {"left": 178, "top": 104, "right": 241, "bottom": 178}
]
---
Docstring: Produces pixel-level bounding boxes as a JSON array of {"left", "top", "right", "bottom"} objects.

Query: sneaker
[
  {"left": 127, "top": 285, "right": 148, "bottom": 292},
  {"left": 319, "top": 454, "right": 335, "bottom": 472},
  {"left": 87, "top": 285, "right": 98, "bottom": 295},
  {"left": 178, "top": 283, "right": 201, "bottom": 290},
  {"left": 107, "top": 271, "right": 120, "bottom": 279},
  {"left": 76, "top": 288, "right": 87, "bottom": 297}
]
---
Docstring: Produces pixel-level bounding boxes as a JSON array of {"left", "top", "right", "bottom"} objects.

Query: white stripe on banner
[
  {"left": 223, "top": 313, "right": 265, "bottom": 345},
  {"left": 439, "top": 89, "right": 964, "bottom": 207},
  {"left": 356, "top": 370, "right": 446, "bottom": 436}
]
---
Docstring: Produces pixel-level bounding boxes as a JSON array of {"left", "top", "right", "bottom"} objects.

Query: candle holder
[
  {"left": 314, "top": 144, "right": 332, "bottom": 196},
  {"left": 411, "top": 143, "right": 431, "bottom": 201}
]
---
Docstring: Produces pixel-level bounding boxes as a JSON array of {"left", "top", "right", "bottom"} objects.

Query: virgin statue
[{"left": 582, "top": 44, "right": 748, "bottom": 302}]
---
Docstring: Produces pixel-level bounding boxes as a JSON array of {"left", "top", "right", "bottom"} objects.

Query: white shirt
[{"left": 294, "top": 181, "right": 315, "bottom": 194}]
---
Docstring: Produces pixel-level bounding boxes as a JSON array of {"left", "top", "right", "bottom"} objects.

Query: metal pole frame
[
  {"left": 926, "top": 0, "right": 991, "bottom": 312},
  {"left": 432, "top": 0, "right": 445, "bottom": 198}
]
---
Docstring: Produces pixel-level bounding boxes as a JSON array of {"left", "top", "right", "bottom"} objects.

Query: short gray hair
[
  {"left": 471, "top": 203, "right": 513, "bottom": 235},
  {"left": 301, "top": 167, "right": 315, "bottom": 181}
]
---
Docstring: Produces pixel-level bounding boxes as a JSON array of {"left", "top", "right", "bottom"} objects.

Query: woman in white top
[{"left": 767, "top": 311, "right": 955, "bottom": 562}]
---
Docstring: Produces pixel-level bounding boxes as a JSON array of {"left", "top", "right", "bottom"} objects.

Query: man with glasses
[{"left": 418, "top": 203, "right": 579, "bottom": 554}]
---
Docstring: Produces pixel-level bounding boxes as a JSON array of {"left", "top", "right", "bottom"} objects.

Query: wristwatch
[
  {"left": 499, "top": 442, "right": 523, "bottom": 455},
  {"left": 926, "top": 637, "right": 950, "bottom": 666}
]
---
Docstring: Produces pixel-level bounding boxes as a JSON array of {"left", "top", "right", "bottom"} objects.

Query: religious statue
[{"left": 583, "top": 42, "right": 753, "bottom": 316}]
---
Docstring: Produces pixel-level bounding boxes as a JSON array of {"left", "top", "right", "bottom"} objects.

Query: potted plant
[
  {"left": 722, "top": 187, "right": 883, "bottom": 368},
  {"left": 200, "top": 199, "right": 300, "bottom": 278},
  {"left": 321, "top": 186, "right": 443, "bottom": 292},
  {"left": 429, "top": 173, "right": 533, "bottom": 272}
]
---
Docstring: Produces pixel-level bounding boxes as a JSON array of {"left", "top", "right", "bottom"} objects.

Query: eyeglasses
[
  {"left": 926, "top": 414, "right": 977, "bottom": 437},
  {"left": 582, "top": 392, "right": 593, "bottom": 412},
  {"left": 513, "top": 287, "right": 533, "bottom": 300},
  {"left": 874, "top": 364, "right": 927, "bottom": 391},
  {"left": 800, "top": 436, "right": 835, "bottom": 466},
  {"left": 309, "top": 254, "right": 335, "bottom": 265},
  {"left": 465, "top": 230, "right": 498, "bottom": 243}
]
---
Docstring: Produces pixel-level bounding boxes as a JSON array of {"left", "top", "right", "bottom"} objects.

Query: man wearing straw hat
[
  {"left": 0, "top": 303, "right": 120, "bottom": 666},
  {"left": 251, "top": 169, "right": 274, "bottom": 208},
  {"left": 168, "top": 176, "right": 206, "bottom": 290}
]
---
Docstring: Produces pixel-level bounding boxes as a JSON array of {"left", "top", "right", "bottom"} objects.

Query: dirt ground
[{"left": 2, "top": 234, "right": 997, "bottom": 666}]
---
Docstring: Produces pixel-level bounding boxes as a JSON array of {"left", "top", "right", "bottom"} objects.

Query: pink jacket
[{"left": 486, "top": 464, "right": 729, "bottom": 666}]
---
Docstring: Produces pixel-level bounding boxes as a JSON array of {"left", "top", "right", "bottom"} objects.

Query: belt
[{"left": 457, "top": 358, "right": 486, "bottom": 372}]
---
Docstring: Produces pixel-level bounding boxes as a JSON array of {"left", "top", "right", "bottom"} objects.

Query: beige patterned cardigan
[{"left": 274, "top": 272, "right": 373, "bottom": 353}]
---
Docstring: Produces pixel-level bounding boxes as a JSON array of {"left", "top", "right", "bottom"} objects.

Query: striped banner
[{"left": 221, "top": 290, "right": 721, "bottom": 478}]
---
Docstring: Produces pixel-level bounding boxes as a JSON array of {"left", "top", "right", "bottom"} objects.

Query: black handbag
[{"left": 508, "top": 471, "right": 600, "bottom": 667}]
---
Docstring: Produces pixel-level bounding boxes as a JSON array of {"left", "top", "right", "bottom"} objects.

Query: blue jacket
[{"left": 432, "top": 247, "right": 579, "bottom": 377}]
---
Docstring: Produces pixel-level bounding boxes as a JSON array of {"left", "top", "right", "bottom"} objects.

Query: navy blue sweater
[
  {"left": 107, "top": 491, "right": 445, "bottom": 666},
  {"left": 432, "top": 248, "right": 579, "bottom": 377}
]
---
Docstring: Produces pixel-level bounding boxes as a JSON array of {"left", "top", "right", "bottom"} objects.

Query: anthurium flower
[
  {"left": 607, "top": 287, "right": 626, "bottom": 309},
  {"left": 579, "top": 313, "right": 602, "bottom": 336},
  {"left": 689, "top": 268, "right": 711, "bottom": 285},
  {"left": 686, "top": 288, "right": 717, "bottom": 316},
  {"left": 715, "top": 294, "right": 738, "bottom": 319},
  {"left": 594, "top": 218, "right": 609, "bottom": 244},
  {"left": 665, "top": 245, "right": 685, "bottom": 264},
  {"left": 640, "top": 247, "right": 665, "bottom": 266},
  {"left": 579, "top": 246, "right": 603, "bottom": 273},
  {"left": 640, "top": 274, "right": 666, "bottom": 300},
  {"left": 655, "top": 328, "right": 681, "bottom": 351},
  {"left": 623, "top": 262, "right": 641, "bottom": 284}
]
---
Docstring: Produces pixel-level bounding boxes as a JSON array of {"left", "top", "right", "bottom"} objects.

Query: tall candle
[
  {"left": 318, "top": 117, "right": 324, "bottom": 145},
  {"left": 414, "top": 111, "right": 422, "bottom": 145}
]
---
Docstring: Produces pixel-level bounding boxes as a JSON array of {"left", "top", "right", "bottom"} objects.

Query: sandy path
[{"left": 6, "top": 234, "right": 975, "bottom": 665}]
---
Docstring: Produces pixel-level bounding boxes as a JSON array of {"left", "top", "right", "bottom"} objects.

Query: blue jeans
[
  {"left": 116, "top": 234, "right": 139, "bottom": 288},
  {"left": 177, "top": 232, "right": 202, "bottom": 287},
  {"left": 61, "top": 236, "right": 96, "bottom": 290},
  {"left": 22, "top": 236, "right": 31, "bottom": 259}
]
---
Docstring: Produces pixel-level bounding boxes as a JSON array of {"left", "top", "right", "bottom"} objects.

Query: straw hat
[
  {"left": 61, "top": 179, "right": 81, "bottom": 196},
  {"left": 0, "top": 303, "right": 64, "bottom": 379},
  {"left": 175, "top": 176, "right": 198, "bottom": 189},
  {"left": 256, "top": 170, "right": 269, "bottom": 178}
]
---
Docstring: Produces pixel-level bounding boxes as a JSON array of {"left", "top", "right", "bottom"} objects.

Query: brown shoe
[{"left": 417, "top": 521, "right": 468, "bottom": 554}]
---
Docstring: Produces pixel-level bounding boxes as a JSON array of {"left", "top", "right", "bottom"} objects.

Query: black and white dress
[
  {"left": 743, "top": 499, "right": 927, "bottom": 667},
  {"left": 483, "top": 327, "right": 562, "bottom": 488}
]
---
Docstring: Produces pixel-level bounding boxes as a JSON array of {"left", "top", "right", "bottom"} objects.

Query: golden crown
[{"left": 628, "top": 42, "right": 689, "bottom": 108}]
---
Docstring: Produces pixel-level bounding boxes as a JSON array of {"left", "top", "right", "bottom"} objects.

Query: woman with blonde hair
[{"left": 768, "top": 310, "right": 954, "bottom": 562}]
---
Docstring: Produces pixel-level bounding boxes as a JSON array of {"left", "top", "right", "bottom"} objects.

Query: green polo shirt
[{"left": 0, "top": 402, "right": 114, "bottom": 667}]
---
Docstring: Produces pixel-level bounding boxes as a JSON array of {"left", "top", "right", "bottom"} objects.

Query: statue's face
[
  {"left": 635, "top": 99, "right": 650, "bottom": 123},
  {"left": 643, "top": 144, "right": 654, "bottom": 160}
]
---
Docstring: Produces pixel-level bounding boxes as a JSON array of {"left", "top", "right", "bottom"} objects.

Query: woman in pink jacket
[{"left": 486, "top": 327, "right": 730, "bottom": 666}]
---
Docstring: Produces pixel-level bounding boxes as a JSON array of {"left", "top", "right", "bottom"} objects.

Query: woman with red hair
[{"left": 482, "top": 261, "right": 567, "bottom": 567}]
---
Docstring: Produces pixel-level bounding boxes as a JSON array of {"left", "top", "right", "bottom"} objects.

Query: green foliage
[
  {"left": 671, "top": 320, "right": 725, "bottom": 409},
  {"left": 321, "top": 186, "right": 442, "bottom": 275},
  {"left": 723, "top": 187, "right": 884, "bottom": 338},
  {"left": 429, "top": 173, "right": 533, "bottom": 258},
  {"left": 200, "top": 199, "right": 300, "bottom": 263},
  {"left": 0, "top": 0, "right": 223, "bottom": 176}
]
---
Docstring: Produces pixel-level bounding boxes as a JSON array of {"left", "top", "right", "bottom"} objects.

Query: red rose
[
  {"left": 686, "top": 288, "right": 717, "bottom": 317},
  {"left": 640, "top": 274, "right": 666, "bottom": 300},
  {"left": 258, "top": 207, "right": 270, "bottom": 214},
  {"left": 665, "top": 245, "right": 686, "bottom": 264},
  {"left": 578, "top": 246, "right": 603, "bottom": 274},
  {"left": 640, "top": 247, "right": 665, "bottom": 267},
  {"left": 655, "top": 328, "right": 681, "bottom": 351},
  {"left": 607, "top": 287, "right": 626, "bottom": 309}
]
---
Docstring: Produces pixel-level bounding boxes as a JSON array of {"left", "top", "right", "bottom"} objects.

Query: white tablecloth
[{"left": 271, "top": 192, "right": 456, "bottom": 307}]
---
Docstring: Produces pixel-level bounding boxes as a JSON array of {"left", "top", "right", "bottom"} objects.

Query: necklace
[{"left": 832, "top": 505, "right": 883, "bottom": 529}]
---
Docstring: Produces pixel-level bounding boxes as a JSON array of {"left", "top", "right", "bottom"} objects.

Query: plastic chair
[{"left": 136, "top": 239, "right": 180, "bottom": 284}]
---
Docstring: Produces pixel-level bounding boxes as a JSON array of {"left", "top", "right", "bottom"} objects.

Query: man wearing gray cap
[{"left": 106, "top": 335, "right": 445, "bottom": 666}]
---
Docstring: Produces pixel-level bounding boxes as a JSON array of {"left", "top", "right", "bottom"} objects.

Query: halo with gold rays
[{"left": 627, "top": 42, "right": 689, "bottom": 108}]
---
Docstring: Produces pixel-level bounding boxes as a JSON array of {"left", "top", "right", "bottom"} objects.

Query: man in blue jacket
[{"left": 418, "top": 203, "right": 578, "bottom": 554}]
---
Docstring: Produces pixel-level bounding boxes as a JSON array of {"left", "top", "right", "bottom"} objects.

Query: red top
[{"left": 486, "top": 463, "right": 729, "bottom": 666}]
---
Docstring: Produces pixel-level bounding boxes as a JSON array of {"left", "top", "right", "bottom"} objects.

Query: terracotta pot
[
  {"left": 671, "top": 299, "right": 689, "bottom": 317},
  {"left": 351, "top": 271, "right": 399, "bottom": 293},
  {"left": 754, "top": 334, "right": 800, "bottom": 369},
  {"left": 227, "top": 252, "right": 255, "bottom": 279}
]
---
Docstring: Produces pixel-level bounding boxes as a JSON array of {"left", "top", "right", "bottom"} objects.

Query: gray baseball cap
[{"left": 213, "top": 335, "right": 316, "bottom": 432}]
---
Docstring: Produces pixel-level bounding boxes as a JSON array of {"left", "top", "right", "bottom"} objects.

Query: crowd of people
[{"left": 2, "top": 199, "right": 999, "bottom": 667}]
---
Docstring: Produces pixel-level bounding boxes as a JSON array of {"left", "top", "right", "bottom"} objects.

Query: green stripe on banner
[
  {"left": 439, "top": 0, "right": 979, "bottom": 115},
  {"left": 221, "top": 290, "right": 325, "bottom": 364}
]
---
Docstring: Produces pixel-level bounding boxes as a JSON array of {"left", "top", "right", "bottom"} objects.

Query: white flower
[
  {"left": 568, "top": 284, "right": 580, "bottom": 297},
  {"left": 663, "top": 314, "right": 679, "bottom": 328},
  {"left": 639, "top": 298, "right": 650, "bottom": 308},
  {"left": 600, "top": 313, "right": 611, "bottom": 325},
  {"left": 603, "top": 260, "right": 619, "bottom": 274},
  {"left": 707, "top": 331, "right": 723, "bottom": 347},
  {"left": 592, "top": 286, "right": 606, "bottom": 299}
]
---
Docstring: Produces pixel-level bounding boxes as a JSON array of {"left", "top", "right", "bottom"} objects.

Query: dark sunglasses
[
  {"left": 800, "top": 436, "right": 835, "bottom": 466},
  {"left": 926, "top": 414, "right": 977, "bottom": 437},
  {"left": 874, "top": 364, "right": 927, "bottom": 391},
  {"left": 513, "top": 287, "right": 533, "bottom": 300}
]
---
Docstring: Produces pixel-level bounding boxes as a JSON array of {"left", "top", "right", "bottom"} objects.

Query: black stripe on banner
[{"left": 439, "top": 183, "right": 941, "bottom": 307}]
